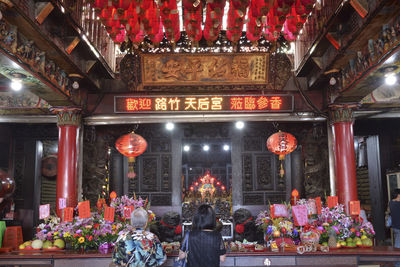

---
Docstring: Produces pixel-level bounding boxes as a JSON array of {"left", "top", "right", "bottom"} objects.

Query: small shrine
[{"left": 182, "top": 171, "right": 233, "bottom": 238}]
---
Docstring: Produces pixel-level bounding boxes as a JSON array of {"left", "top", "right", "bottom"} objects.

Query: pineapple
[{"left": 328, "top": 229, "right": 337, "bottom": 248}]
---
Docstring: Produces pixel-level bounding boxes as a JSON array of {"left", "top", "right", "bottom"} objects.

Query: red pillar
[
  {"left": 329, "top": 105, "right": 358, "bottom": 214},
  {"left": 52, "top": 107, "right": 81, "bottom": 218}
]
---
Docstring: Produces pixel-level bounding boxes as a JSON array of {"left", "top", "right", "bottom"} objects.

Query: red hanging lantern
[
  {"left": 115, "top": 131, "right": 147, "bottom": 178},
  {"left": 266, "top": 131, "right": 297, "bottom": 178}
]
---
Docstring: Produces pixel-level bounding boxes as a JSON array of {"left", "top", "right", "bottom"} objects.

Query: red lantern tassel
[{"left": 127, "top": 157, "right": 136, "bottom": 179}]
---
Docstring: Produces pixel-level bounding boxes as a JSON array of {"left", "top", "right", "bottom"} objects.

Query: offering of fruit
[
  {"left": 54, "top": 239, "right": 65, "bottom": 249},
  {"left": 43, "top": 240, "right": 53, "bottom": 249},
  {"left": 31, "top": 239, "right": 43, "bottom": 249},
  {"left": 273, "top": 230, "right": 281, "bottom": 238}
]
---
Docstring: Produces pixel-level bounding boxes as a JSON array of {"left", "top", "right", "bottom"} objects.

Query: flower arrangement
[
  {"left": 256, "top": 201, "right": 375, "bottom": 248},
  {"left": 35, "top": 195, "right": 155, "bottom": 251},
  {"left": 255, "top": 210, "right": 298, "bottom": 242},
  {"left": 317, "top": 204, "right": 354, "bottom": 241}
]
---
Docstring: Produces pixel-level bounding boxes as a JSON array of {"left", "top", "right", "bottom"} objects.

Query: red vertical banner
[
  {"left": 270, "top": 205, "right": 275, "bottom": 219},
  {"left": 349, "top": 200, "right": 360, "bottom": 216},
  {"left": 78, "top": 200, "right": 91, "bottom": 219},
  {"left": 124, "top": 205, "right": 134, "bottom": 219},
  {"left": 63, "top": 207, "right": 74, "bottom": 222},
  {"left": 314, "top": 197, "right": 322, "bottom": 214},
  {"left": 104, "top": 206, "right": 115, "bottom": 222},
  {"left": 327, "top": 196, "right": 338, "bottom": 209}
]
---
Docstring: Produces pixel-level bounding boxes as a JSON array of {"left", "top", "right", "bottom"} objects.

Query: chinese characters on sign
[
  {"left": 142, "top": 54, "right": 269, "bottom": 85},
  {"left": 115, "top": 95, "right": 293, "bottom": 113}
]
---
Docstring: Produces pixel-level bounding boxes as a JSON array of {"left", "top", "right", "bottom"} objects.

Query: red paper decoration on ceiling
[
  {"left": 115, "top": 131, "right": 147, "bottom": 178},
  {"left": 89, "top": 0, "right": 315, "bottom": 44}
]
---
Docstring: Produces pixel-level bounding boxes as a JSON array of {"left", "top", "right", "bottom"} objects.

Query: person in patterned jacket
[{"left": 112, "top": 208, "right": 166, "bottom": 267}]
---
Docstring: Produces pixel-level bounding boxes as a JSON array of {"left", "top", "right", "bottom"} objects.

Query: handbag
[
  {"left": 386, "top": 215, "right": 392, "bottom": 228},
  {"left": 173, "top": 232, "right": 190, "bottom": 267}
]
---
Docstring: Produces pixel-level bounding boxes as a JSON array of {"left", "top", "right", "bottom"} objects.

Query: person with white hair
[{"left": 112, "top": 208, "right": 166, "bottom": 267}]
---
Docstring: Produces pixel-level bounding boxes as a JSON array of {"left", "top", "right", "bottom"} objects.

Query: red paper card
[
  {"left": 292, "top": 205, "right": 308, "bottom": 226},
  {"left": 63, "top": 207, "right": 74, "bottom": 222},
  {"left": 314, "top": 197, "right": 322, "bottom": 214},
  {"left": 104, "top": 206, "right": 115, "bottom": 222},
  {"left": 39, "top": 204, "right": 50, "bottom": 219},
  {"left": 327, "top": 196, "right": 338, "bottom": 209},
  {"left": 78, "top": 200, "right": 91, "bottom": 219},
  {"left": 349, "top": 200, "right": 360, "bottom": 216},
  {"left": 124, "top": 205, "right": 134, "bottom": 219}
]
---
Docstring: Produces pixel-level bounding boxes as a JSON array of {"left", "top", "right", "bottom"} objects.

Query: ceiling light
[
  {"left": 203, "top": 145, "right": 209, "bottom": 151},
  {"left": 223, "top": 145, "right": 230, "bottom": 151},
  {"left": 235, "top": 121, "right": 244, "bottom": 129},
  {"left": 10, "top": 80, "right": 22, "bottom": 91},
  {"left": 72, "top": 81, "right": 79, "bottom": 90},
  {"left": 183, "top": 145, "right": 190, "bottom": 152},
  {"left": 385, "top": 74, "right": 397, "bottom": 85},
  {"left": 166, "top": 122, "right": 174, "bottom": 130}
]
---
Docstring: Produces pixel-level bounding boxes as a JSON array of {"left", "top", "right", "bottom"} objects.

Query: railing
[
  {"left": 59, "top": 0, "right": 116, "bottom": 72},
  {"left": 294, "top": 0, "right": 343, "bottom": 72}
]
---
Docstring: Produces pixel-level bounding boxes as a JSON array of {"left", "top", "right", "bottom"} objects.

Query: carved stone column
[
  {"left": 329, "top": 104, "right": 358, "bottom": 214},
  {"left": 51, "top": 107, "right": 81, "bottom": 217}
]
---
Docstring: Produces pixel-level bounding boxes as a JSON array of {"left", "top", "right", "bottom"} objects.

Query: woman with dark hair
[{"left": 178, "top": 204, "right": 226, "bottom": 267}]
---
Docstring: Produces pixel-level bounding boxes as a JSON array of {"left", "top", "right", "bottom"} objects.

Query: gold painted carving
[
  {"left": 51, "top": 107, "right": 81, "bottom": 126},
  {"left": 142, "top": 53, "right": 269, "bottom": 86}
]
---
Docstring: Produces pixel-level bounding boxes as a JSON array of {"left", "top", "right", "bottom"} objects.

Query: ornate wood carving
[
  {"left": 269, "top": 53, "right": 292, "bottom": 90},
  {"left": 329, "top": 104, "right": 358, "bottom": 124},
  {"left": 151, "top": 194, "right": 172, "bottom": 206},
  {"left": 140, "top": 53, "right": 269, "bottom": 88},
  {"left": 242, "top": 154, "right": 253, "bottom": 191},
  {"left": 243, "top": 137, "right": 262, "bottom": 152},
  {"left": 128, "top": 177, "right": 138, "bottom": 196},
  {"left": 141, "top": 156, "right": 158, "bottom": 192},
  {"left": 82, "top": 129, "right": 108, "bottom": 205},
  {"left": 51, "top": 107, "right": 81, "bottom": 126},
  {"left": 120, "top": 53, "right": 142, "bottom": 90},
  {"left": 150, "top": 138, "right": 171, "bottom": 153},
  {"left": 255, "top": 155, "right": 274, "bottom": 190},
  {"left": 243, "top": 193, "right": 264, "bottom": 205},
  {"left": 265, "top": 193, "right": 286, "bottom": 204},
  {"left": 161, "top": 155, "right": 171, "bottom": 192}
]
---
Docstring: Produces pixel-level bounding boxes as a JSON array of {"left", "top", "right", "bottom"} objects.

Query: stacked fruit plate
[{"left": 18, "top": 239, "right": 65, "bottom": 251}]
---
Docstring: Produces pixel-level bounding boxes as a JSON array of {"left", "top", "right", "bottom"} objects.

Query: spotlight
[
  {"left": 223, "top": 145, "right": 230, "bottom": 151},
  {"left": 203, "top": 145, "right": 209, "bottom": 151},
  {"left": 10, "top": 80, "right": 22, "bottom": 91},
  {"left": 385, "top": 74, "right": 397, "bottom": 85},
  {"left": 235, "top": 121, "right": 244, "bottom": 129},
  {"left": 166, "top": 122, "right": 175, "bottom": 131},
  {"left": 183, "top": 145, "right": 190, "bottom": 152}
]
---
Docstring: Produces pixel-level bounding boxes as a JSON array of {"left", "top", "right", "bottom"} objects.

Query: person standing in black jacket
[{"left": 178, "top": 204, "right": 226, "bottom": 267}]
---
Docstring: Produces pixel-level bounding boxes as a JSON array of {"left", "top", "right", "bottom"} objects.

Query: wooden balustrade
[{"left": 58, "top": 0, "right": 116, "bottom": 72}]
